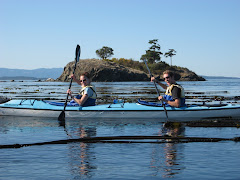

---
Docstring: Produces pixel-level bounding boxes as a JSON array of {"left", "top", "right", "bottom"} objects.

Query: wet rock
[
  {"left": 0, "top": 96, "right": 10, "bottom": 103},
  {"left": 45, "top": 78, "right": 55, "bottom": 82}
]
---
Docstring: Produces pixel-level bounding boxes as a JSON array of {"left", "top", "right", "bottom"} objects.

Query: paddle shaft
[
  {"left": 143, "top": 59, "right": 168, "bottom": 119},
  {"left": 144, "top": 61, "right": 161, "bottom": 96},
  {"left": 63, "top": 65, "right": 76, "bottom": 111},
  {"left": 63, "top": 45, "right": 81, "bottom": 111},
  {"left": 57, "top": 45, "right": 80, "bottom": 127},
  {"left": 63, "top": 45, "right": 80, "bottom": 111}
]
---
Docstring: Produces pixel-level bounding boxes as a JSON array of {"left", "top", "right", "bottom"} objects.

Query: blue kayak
[{"left": 0, "top": 99, "right": 240, "bottom": 122}]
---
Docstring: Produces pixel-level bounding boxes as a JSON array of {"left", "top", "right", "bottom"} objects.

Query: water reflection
[
  {"left": 150, "top": 122, "right": 185, "bottom": 178},
  {"left": 162, "top": 122, "right": 185, "bottom": 137},
  {"left": 67, "top": 124, "right": 97, "bottom": 178},
  {"left": 152, "top": 144, "right": 182, "bottom": 178},
  {"left": 64, "top": 120, "right": 186, "bottom": 179},
  {"left": 0, "top": 115, "right": 188, "bottom": 179}
]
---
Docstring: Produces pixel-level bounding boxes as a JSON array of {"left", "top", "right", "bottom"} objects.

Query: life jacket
[
  {"left": 79, "top": 85, "right": 97, "bottom": 99},
  {"left": 163, "top": 84, "right": 186, "bottom": 107},
  {"left": 70, "top": 85, "right": 97, "bottom": 107}
]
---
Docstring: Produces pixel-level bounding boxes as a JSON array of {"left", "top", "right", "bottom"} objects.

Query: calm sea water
[{"left": 0, "top": 77, "right": 240, "bottom": 179}]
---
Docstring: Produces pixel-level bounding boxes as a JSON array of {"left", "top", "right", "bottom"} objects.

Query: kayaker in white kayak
[
  {"left": 151, "top": 70, "right": 185, "bottom": 108},
  {"left": 67, "top": 72, "right": 97, "bottom": 106}
]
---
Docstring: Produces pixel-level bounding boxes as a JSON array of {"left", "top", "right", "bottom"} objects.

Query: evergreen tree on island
[
  {"left": 96, "top": 46, "right": 114, "bottom": 59},
  {"left": 165, "top": 49, "right": 177, "bottom": 66},
  {"left": 140, "top": 39, "right": 163, "bottom": 64}
]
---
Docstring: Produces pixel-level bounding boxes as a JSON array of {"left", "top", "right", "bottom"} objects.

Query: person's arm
[
  {"left": 151, "top": 77, "right": 167, "bottom": 90},
  {"left": 158, "top": 86, "right": 182, "bottom": 108},
  {"left": 72, "top": 94, "right": 89, "bottom": 106},
  {"left": 67, "top": 89, "right": 88, "bottom": 106},
  {"left": 159, "top": 96, "right": 181, "bottom": 108},
  {"left": 72, "top": 87, "right": 94, "bottom": 106}
]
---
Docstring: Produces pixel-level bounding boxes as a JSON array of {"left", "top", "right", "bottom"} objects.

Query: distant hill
[
  {"left": 202, "top": 75, "right": 240, "bottom": 79},
  {"left": 0, "top": 76, "right": 42, "bottom": 80},
  {"left": 0, "top": 68, "right": 63, "bottom": 80}
]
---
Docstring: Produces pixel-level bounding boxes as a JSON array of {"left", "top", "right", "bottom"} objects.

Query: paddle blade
[
  {"left": 58, "top": 110, "right": 65, "bottom": 121},
  {"left": 75, "top": 44, "right": 80, "bottom": 62}
]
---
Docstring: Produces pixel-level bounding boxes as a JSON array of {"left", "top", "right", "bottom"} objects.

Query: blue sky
[{"left": 1, "top": 0, "right": 240, "bottom": 77}]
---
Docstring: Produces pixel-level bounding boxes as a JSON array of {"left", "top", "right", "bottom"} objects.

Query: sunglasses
[
  {"left": 163, "top": 76, "right": 170, "bottom": 80},
  {"left": 79, "top": 79, "right": 87, "bottom": 82}
]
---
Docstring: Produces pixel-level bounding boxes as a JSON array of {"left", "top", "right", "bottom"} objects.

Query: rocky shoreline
[{"left": 57, "top": 59, "right": 205, "bottom": 82}]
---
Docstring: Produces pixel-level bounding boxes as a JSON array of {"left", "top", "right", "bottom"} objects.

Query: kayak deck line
[
  {"left": 1, "top": 99, "right": 240, "bottom": 110},
  {"left": 1, "top": 103, "right": 240, "bottom": 111},
  {"left": 1, "top": 99, "right": 240, "bottom": 112},
  {"left": 19, "top": 99, "right": 37, "bottom": 106}
]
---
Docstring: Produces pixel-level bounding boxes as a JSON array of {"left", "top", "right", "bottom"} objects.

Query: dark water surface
[{"left": 0, "top": 77, "right": 240, "bottom": 179}]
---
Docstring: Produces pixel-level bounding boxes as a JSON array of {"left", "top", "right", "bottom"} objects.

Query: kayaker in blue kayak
[
  {"left": 67, "top": 72, "right": 97, "bottom": 106},
  {"left": 151, "top": 70, "right": 185, "bottom": 108}
]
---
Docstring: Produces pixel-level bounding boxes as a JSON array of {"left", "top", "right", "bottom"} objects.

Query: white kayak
[{"left": 0, "top": 99, "right": 240, "bottom": 122}]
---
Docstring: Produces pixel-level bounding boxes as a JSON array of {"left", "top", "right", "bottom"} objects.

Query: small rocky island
[{"left": 57, "top": 59, "right": 205, "bottom": 82}]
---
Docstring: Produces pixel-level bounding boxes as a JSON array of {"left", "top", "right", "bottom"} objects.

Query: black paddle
[
  {"left": 143, "top": 59, "right": 169, "bottom": 120},
  {"left": 58, "top": 44, "right": 81, "bottom": 122}
]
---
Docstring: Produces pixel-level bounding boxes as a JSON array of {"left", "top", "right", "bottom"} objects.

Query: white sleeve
[{"left": 84, "top": 87, "right": 94, "bottom": 97}]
